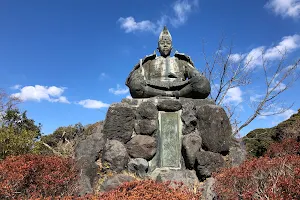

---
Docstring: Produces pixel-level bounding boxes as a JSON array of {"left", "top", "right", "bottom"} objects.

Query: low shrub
[
  {"left": 97, "top": 179, "right": 201, "bottom": 200},
  {"left": 0, "top": 154, "right": 78, "bottom": 199},
  {"left": 265, "top": 138, "right": 300, "bottom": 158},
  {"left": 214, "top": 155, "right": 300, "bottom": 200}
]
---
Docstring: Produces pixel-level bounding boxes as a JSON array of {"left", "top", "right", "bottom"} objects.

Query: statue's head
[{"left": 158, "top": 26, "right": 172, "bottom": 57}]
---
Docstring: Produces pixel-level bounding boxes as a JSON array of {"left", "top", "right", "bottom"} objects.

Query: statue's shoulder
[
  {"left": 132, "top": 52, "right": 156, "bottom": 70},
  {"left": 174, "top": 52, "right": 195, "bottom": 67},
  {"left": 141, "top": 52, "right": 157, "bottom": 65}
]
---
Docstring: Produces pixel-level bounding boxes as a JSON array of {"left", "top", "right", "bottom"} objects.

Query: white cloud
[
  {"left": 223, "top": 87, "right": 243, "bottom": 104},
  {"left": 11, "top": 85, "right": 70, "bottom": 104},
  {"left": 10, "top": 84, "right": 22, "bottom": 90},
  {"left": 271, "top": 81, "right": 287, "bottom": 92},
  {"left": 244, "top": 46, "right": 265, "bottom": 68},
  {"left": 270, "top": 109, "right": 297, "bottom": 124},
  {"left": 109, "top": 84, "right": 129, "bottom": 95},
  {"left": 265, "top": 0, "right": 300, "bottom": 19},
  {"left": 277, "top": 109, "right": 297, "bottom": 120},
  {"left": 47, "top": 86, "right": 64, "bottom": 97},
  {"left": 126, "top": 95, "right": 132, "bottom": 99},
  {"left": 118, "top": 0, "right": 199, "bottom": 34},
  {"left": 77, "top": 99, "right": 110, "bottom": 109},
  {"left": 118, "top": 17, "right": 157, "bottom": 33},
  {"left": 250, "top": 94, "right": 264, "bottom": 103},
  {"left": 265, "top": 35, "right": 300, "bottom": 60},
  {"left": 171, "top": 0, "right": 198, "bottom": 27},
  {"left": 50, "top": 96, "right": 70, "bottom": 104},
  {"left": 229, "top": 53, "right": 245, "bottom": 63},
  {"left": 259, "top": 107, "right": 296, "bottom": 120},
  {"left": 239, "top": 34, "right": 300, "bottom": 69}
]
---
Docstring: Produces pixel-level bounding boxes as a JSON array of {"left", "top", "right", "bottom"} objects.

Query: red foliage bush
[
  {"left": 213, "top": 155, "right": 300, "bottom": 200},
  {"left": 96, "top": 180, "right": 201, "bottom": 200},
  {"left": 265, "top": 138, "right": 300, "bottom": 158},
  {"left": 0, "top": 154, "right": 78, "bottom": 199},
  {"left": 36, "top": 180, "right": 201, "bottom": 200}
]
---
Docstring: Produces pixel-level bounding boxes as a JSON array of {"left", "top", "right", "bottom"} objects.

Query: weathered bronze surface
[{"left": 126, "top": 26, "right": 211, "bottom": 99}]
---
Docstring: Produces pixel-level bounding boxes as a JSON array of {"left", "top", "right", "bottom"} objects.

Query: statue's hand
[
  {"left": 188, "top": 75, "right": 211, "bottom": 98},
  {"left": 189, "top": 76, "right": 202, "bottom": 86}
]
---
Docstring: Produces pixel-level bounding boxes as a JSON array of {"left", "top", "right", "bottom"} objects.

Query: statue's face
[{"left": 158, "top": 38, "right": 172, "bottom": 57}]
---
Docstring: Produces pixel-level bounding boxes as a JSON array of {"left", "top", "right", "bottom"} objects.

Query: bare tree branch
[{"left": 202, "top": 36, "right": 300, "bottom": 136}]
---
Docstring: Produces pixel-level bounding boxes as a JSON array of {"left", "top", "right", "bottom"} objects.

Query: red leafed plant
[
  {"left": 97, "top": 179, "right": 202, "bottom": 200},
  {"left": 0, "top": 154, "right": 78, "bottom": 199},
  {"left": 40, "top": 180, "right": 202, "bottom": 200},
  {"left": 265, "top": 138, "right": 300, "bottom": 158},
  {"left": 213, "top": 155, "right": 300, "bottom": 200}
]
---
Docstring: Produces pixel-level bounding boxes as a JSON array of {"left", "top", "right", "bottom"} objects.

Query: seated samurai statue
[{"left": 125, "top": 26, "right": 211, "bottom": 99}]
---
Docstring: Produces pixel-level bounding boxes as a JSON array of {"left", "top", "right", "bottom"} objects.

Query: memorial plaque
[{"left": 159, "top": 111, "right": 181, "bottom": 168}]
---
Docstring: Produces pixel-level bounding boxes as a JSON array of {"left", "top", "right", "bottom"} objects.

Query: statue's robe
[{"left": 126, "top": 52, "right": 211, "bottom": 99}]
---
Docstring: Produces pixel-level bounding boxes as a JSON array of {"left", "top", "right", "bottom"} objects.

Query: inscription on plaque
[{"left": 159, "top": 111, "right": 181, "bottom": 168}]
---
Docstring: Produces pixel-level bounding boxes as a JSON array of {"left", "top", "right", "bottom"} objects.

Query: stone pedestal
[{"left": 100, "top": 97, "right": 235, "bottom": 187}]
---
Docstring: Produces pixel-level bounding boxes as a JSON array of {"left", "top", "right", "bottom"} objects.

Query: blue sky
[{"left": 1, "top": 0, "right": 300, "bottom": 136}]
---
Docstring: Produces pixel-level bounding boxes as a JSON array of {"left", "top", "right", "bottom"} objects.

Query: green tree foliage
[
  {"left": 0, "top": 89, "right": 41, "bottom": 159},
  {"left": 243, "top": 109, "right": 300, "bottom": 158},
  {"left": 0, "top": 109, "right": 41, "bottom": 160},
  {"left": 34, "top": 123, "right": 85, "bottom": 156}
]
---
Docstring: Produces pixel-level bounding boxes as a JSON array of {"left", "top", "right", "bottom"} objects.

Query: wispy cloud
[
  {"left": 229, "top": 53, "right": 246, "bottom": 63},
  {"left": 171, "top": 0, "right": 198, "bottom": 27},
  {"left": 250, "top": 94, "right": 264, "bottom": 103},
  {"left": 11, "top": 85, "right": 70, "bottom": 104},
  {"left": 77, "top": 99, "right": 110, "bottom": 109},
  {"left": 264, "top": 35, "right": 300, "bottom": 60},
  {"left": 232, "top": 34, "right": 300, "bottom": 69},
  {"left": 259, "top": 107, "right": 297, "bottom": 120},
  {"left": 118, "top": 0, "right": 199, "bottom": 34},
  {"left": 223, "top": 87, "right": 243, "bottom": 104},
  {"left": 265, "top": 0, "right": 300, "bottom": 19},
  {"left": 10, "top": 84, "right": 22, "bottom": 90},
  {"left": 109, "top": 84, "right": 129, "bottom": 95},
  {"left": 99, "top": 72, "right": 109, "bottom": 80},
  {"left": 270, "top": 109, "right": 297, "bottom": 125},
  {"left": 118, "top": 17, "right": 157, "bottom": 33},
  {"left": 278, "top": 109, "right": 297, "bottom": 120}
]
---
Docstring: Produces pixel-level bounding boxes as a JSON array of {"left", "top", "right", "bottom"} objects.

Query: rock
[
  {"left": 75, "top": 127, "right": 106, "bottom": 162},
  {"left": 103, "top": 103, "right": 135, "bottom": 144},
  {"left": 102, "top": 140, "right": 129, "bottom": 172},
  {"left": 182, "top": 133, "right": 202, "bottom": 169},
  {"left": 181, "top": 100, "right": 197, "bottom": 135},
  {"left": 126, "top": 135, "right": 156, "bottom": 160},
  {"left": 196, "top": 104, "right": 232, "bottom": 154},
  {"left": 179, "top": 98, "right": 215, "bottom": 108},
  {"left": 101, "top": 174, "right": 135, "bottom": 192},
  {"left": 191, "top": 98, "right": 215, "bottom": 107},
  {"left": 157, "top": 99, "right": 182, "bottom": 111},
  {"left": 134, "top": 119, "right": 158, "bottom": 135},
  {"left": 201, "top": 177, "right": 216, "bottom": 200},
  {"left": 153, "top": 168, "right": 199, "bottom": 189},
  {"left": 228, "top": 146, "right": 246, "bottom": 167},
  {"left": 74, "top": 128, "right": 106, "bottom": 195},
  {"left": 76, "top": 157, "right": 99, "bottom": 196},
  {"left": 127, "top": 158, "right": 149, "bottom": 177},
  {"left": 121, "top": 98, "right": 140, "bottom": 106},
  {"left": 137, "top": 101, "right": 158, "bottom": 119},
  {"left": 195, "top": 151, "right": 224, "bottom": 181}
]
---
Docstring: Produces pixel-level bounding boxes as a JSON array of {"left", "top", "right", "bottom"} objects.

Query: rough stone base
[{"left": 75, "top": 97, "right": 246, "bottom": 194}]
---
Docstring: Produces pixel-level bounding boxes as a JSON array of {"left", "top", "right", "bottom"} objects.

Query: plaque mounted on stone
[{"left": 158, "top": 111, "right": 182, "bottom": 168}]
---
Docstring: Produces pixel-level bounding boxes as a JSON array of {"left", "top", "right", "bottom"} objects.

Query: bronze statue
[{"left": 126, "top": 26, "right": 211, "bottom": 99}]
